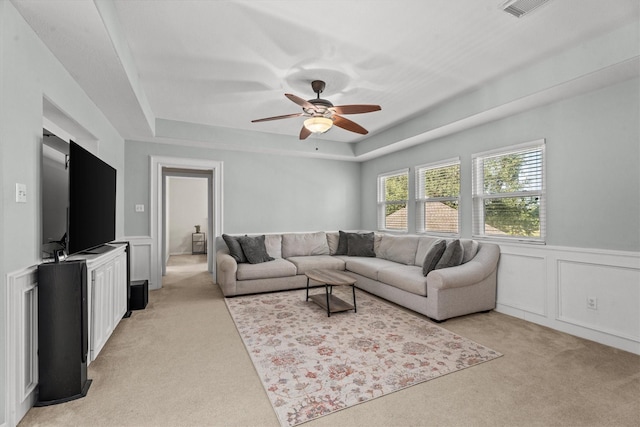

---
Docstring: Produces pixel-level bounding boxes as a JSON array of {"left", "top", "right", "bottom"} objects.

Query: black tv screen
[{"left": 68, "top": 142, "right": 116, "bottom": 254}]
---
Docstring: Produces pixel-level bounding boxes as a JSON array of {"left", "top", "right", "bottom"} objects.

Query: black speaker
[
  {"left": 36, "top": 260, "right": 91, "bottom": 406},
  {"left": 130, "top": 280, "right": 148, "bottom": 310}
]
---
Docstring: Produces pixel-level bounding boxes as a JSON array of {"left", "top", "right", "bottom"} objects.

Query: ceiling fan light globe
[{"left": 304, "top": 117, "right": 333, "bottom": 134}]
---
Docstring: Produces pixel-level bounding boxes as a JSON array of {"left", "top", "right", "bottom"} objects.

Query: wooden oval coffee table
[{"left": 305, "top": 269, "right": 357, "bottom": 317}]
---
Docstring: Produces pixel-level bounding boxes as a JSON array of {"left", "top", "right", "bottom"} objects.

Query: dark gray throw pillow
[
  {"left": 435, "top": 239, "right": 465, "bottom": 270},
  {"left": 237, "top": 235, "right": 274, "bottom": 264},
  {"left": 422, "top": 240, "right": 446, "bottom": 276},
  {"left": 347, "top": 232, "right": 375, "bottom": 257},
  {"left": 335, "top": 230, "right": 349, "bottom": 255},
  {"left": 223, "top": 234, "right": 247, "bottom": 263}
]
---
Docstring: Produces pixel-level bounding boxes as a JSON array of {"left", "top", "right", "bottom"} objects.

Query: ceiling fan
[{"left": 251, "top": 80, "right": 381, "bottom": 140}]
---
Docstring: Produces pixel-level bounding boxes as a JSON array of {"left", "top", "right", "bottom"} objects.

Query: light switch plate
[
  {"left": 16, "top": 183, "right": 27, "bottom": 203},
  {"left": 135, "top": 204, "right": 145, "bottom": 212}
]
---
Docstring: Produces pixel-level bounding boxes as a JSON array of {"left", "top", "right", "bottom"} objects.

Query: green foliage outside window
[
  {"left": 384, "top": 174, "right": 408, "bottom": 216},
  {"left": 482, "top": 151, "right": 542, "bottom": 237},
  {"left": 423, "top": 164, "right": 459, "bottom": 209}
]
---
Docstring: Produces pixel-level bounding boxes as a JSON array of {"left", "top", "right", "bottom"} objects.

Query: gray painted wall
[
  {"left": 361, "top": 77, "right": 640, "bottom": 252},
  {"left": 124, "top": 140, "right": 362, "bottom": 236}
]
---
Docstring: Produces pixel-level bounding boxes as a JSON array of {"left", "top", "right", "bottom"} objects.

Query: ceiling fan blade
[
  {"left": 331, "top": 104, "right": 381, "bottom": 115},
  {"left": 285, "top": 93, "right": 318, "bottom": 111},
  {"left": 332, "top": 115, "right": 369, "bottom": 135},
  {"left": 299, "top": 125, "right": 312, "bottom": 140},
  {"left": 251, "top": 112, "right": 303, "bottom": 123}
]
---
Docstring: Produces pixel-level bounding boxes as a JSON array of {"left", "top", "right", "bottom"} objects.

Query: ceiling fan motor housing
[{"left": 306, "top": 98, "right": 334, "bottom": 116}]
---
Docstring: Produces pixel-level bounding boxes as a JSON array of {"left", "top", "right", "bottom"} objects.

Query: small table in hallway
[{"left": 305, "top": 269, "right": 357, "bottom": 317}]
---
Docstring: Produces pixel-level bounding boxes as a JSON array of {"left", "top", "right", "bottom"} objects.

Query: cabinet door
[
  {"left": 112, "top": 252, "right": 127, "bottom": 324},
  {"left": 91, "top": 262, "right": 114, "bottom": 360},
  {"left": 91, "top": 266, "right": 107, "bottom": 360},
  {"left": 87, "top": 246, "right": 128, "bottom": 363}
]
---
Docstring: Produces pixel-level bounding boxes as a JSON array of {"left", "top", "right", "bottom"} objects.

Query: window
[
  {"left": 416, "top": 159, "right": 460, "bottom": 235},
  {"left": 472, "top": 140, "right": 546, "bottom": 242},
  {"left": 377, "top": 169, "right": 409, "bottom": 231}
]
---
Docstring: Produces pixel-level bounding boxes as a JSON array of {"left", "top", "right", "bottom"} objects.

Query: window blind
[
  {"left": 415, "top": 159, "right": 460, "bottom": 235},
  {"left": 377, "top": 169, "right": 408, "bottom": 231},
  {"left": 472, "top": 140, "right": 546, "bottom": 242}
]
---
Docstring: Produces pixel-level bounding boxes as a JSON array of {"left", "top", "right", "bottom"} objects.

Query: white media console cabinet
[
  {"left": 6, "top": 243, "right": 128, "bottom": 425},
  {"left": 69, "top": 244, "right": 128, "bottom": 362}
]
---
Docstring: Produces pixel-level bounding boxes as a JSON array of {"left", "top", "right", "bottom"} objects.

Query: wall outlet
[
  {"left": 135, "top": 204, "right": 145, "bottom": 212},
  {"left": 587, "top": 297, "right": 598, "bottom": 310},
  {"left": 16, "top": 183, "right": 27, "bottom": 203}
]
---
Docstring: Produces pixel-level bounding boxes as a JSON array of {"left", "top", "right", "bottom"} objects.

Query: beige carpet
[{"left": 19, "top": 255, "right": 640, "bottom": 427}]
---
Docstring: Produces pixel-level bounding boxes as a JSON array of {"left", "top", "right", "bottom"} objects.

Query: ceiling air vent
[{"left": 502, "top": 0, "right": 550, "bottom": 18}]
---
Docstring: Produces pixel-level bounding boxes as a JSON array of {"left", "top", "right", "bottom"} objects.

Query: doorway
[
  {"left": 150, "top": 156, "right": 223, "bottom": 290},
  {"left": 162, "top": 170, "right": 211, "bottom": 274}
]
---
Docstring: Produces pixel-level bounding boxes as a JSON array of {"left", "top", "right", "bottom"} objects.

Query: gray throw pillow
[
  {"left": 237, "top": 235, "right": 275, "bottom": 264},
  {"left": 347, "top": 232, "right": 375, "bottom": 257},
  {"left": 435, "top": 239, "right": 465, "bottom": 270},
  {"left": 223, "top": 234, "right": 247, "bottom": 263},
  {"left": 422, "top": 240, "right": 446, "bottom": 276},
  {"left": 335, "top": 230, "right": 349, "bottom": 255}
]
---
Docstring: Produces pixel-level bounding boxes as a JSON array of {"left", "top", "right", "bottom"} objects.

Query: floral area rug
[{"left": 225, "top": 288, "right": 502, "bottom": 427}]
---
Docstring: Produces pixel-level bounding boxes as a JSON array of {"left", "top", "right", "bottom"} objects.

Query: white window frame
[
  {"left": 415, "top": 158, "right": 460, "bottom": 237},
  {"left": 472, "top": 139, "right": 546, "bottom": 243},
  {"left": 377, "top": 168, "right": 409, "bottom": 232}
]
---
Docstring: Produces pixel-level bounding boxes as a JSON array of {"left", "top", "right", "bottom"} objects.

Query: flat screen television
[{"left": 67, "top": 141, "right": 117, "bottom": 254}]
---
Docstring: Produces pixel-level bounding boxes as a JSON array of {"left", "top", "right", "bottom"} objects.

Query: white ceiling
[{"left": 11, "top": 0, "right": 640, "bottom": 158}]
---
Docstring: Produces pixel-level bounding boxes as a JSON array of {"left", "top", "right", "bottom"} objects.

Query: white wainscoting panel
[
  {"left": 127, "top": 236, "right": 152, "bottom": 286},
  {"left": 557, "top": 260, "right": 640, "bottom": 342},
  {"left": 496, "top": 252, "right": 547, "bottom": 316},
  {"left": 5, "top": 266, "right": 38, "bottom": 427},
  {"left": 495, "top": 243, "right": 640, "bottom": 355}
]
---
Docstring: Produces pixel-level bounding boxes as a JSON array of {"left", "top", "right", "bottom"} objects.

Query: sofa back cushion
[
  {"left": 326, "top": 232, "right": 339, "bottom": 255},
  {"left": 282, "top": 232, "right": 330, "bottom": 258},
  {"left": 376, "top": 234, "right": 420, "bottom": 265},
  {"left": 265, "top": 234, "right": 283, "bottom": 259},
  {"left": 460, "top": 239, "right": 479, "bottom": 263}
]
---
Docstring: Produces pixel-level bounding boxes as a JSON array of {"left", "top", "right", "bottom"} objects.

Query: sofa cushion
[
  {"left": 236, "top": 258, "right": 297, "bottom": 281},
  {"left": 222, "top": 234, "right": 247, "bottom": 263},
  {"left": 287, "top": 256, "right": 346, "bottom": 275},
  {"left": 414, "top": 236, "right": 442, "bottom": 266},
  {"left": 282, "top": 232, "right": 330, "bottom": 258},
  {"left": 460, "top": 239, "right": 479, "bottom": 264},
  {"left": 377, "top": 234, "right": 420, "bottom": 265},
  {"left": 238, "top": 235, "right": 275, "bottom": 264},
  {"left": 335, "top": 230, "right": 349, "bottom": 255},
  {"left": 345, "top": 257, "right": 400, "bottom": 281},
  {"left": 422, "top": 240, "right": 446, "bottom": 276},
  {"left": 435, "top": 239, "right": 464, "bottom": 270},
  {"left": 265, "top": 234, "right": 283, "bottom": 259},
  {"left": 326, "top": 232, "right": 339, "bottom": 255},
  {"left": 378, "top": 265, "right": 428, "bottom": 296},
  {"left": 347, "top": 232, "right": 375, "bottom": 257}
]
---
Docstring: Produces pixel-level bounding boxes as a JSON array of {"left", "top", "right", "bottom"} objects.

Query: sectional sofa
[{"left": 216, "top": 231, "right": 500, "bottom": 322}]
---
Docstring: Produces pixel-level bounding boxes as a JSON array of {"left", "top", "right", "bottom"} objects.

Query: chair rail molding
[{"left": 150, "top": 156, "right": 223, "bottom": 290}]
